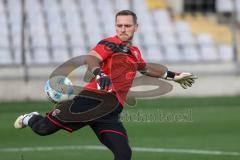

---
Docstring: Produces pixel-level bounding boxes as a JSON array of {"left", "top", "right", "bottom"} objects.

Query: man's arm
[
  {"left": 139, "top": 63, "right": 168, "bottom": 78},
  {"left": 140, "top": 63, "right": 197, "bottom": 89},
  {"left": 85, "top": 50, "right": 103, "bottom": 72},
  {"left": 84, "top": 51, "right": 111, "bottom": 91}
]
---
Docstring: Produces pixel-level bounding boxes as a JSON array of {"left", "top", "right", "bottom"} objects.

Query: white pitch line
[{"left": 0, "top": 145, "right": 240, "bottom": 156}]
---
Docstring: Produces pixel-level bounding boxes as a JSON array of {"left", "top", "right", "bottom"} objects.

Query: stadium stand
[{"left": 0, "top": 0, "right": 238, "bottom": 66}]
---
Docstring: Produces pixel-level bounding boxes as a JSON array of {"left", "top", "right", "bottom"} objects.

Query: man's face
[{"left": 115, "top": 15, "right": 138, "bottom": 42}]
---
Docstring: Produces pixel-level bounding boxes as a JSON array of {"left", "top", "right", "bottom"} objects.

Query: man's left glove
[
  {"left": 92, "top": 67, "right": 111, "bottom": 91},
  {"left": 173, "top": 72, "right": 197, "bottom": 89},
  {"left": 164, "top": 71, "right": 197, "bottom": 89}
]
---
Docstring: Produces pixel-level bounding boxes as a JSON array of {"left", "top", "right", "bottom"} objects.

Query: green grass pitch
[{"left": 0, "top": 96, "right": 240, "bottom": 160}]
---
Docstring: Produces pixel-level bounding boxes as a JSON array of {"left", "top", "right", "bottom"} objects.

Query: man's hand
[
  {"left": 96, "top": 73, "right": 111, "bottom": 90},
  {"left": 93, "top": 68, "right": 111, "bottom": 91},
  {"left": 173, "top": 72, "right": 197, "bottom": 89}
]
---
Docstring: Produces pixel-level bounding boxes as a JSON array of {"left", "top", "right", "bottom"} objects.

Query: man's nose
[{"left": 121, "top": 26, "right": 126, "bottom": 32}]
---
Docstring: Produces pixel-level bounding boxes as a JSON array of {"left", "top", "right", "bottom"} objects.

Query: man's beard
[{"left": 123, "top": 34, "right": 134, "bottom": 45}]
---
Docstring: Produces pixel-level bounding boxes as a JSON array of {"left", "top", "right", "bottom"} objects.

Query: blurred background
[
  {"left": 0, "top": 0, "right": 240, "bottom": 100},
  {"left": 0, "top": 1, "right": 240, "bottom": 160}
]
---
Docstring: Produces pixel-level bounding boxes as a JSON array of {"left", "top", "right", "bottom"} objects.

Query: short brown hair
[{"left": 115, "top": 10, "right": 137, "bottom": 24}]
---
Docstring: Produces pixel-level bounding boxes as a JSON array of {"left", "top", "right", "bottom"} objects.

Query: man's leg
[
  {"left": 101, "top": 131, "right": 132, "bottom": 160},
  {"left": 28, "top": 114, "right": 61, "bottom": 136},
  {"left": 91, "top": 122, "right": 132, "bottom": 160},
  {"left": 14, "top": 112, "right": 61, "bottom": 136}
]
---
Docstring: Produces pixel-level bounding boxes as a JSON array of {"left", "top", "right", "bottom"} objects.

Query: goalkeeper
[{"left": 14, "top": 10, "right": 197, "bottom": 160}]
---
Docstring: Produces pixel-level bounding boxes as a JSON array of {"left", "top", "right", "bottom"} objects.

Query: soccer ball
[{"left": 44, "top": 76, "right": 75, "bottom": 103}]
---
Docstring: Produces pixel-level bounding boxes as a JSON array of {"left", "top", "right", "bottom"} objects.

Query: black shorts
[{"left": 47, "top": 102, "right": 128, "bottom": 139}]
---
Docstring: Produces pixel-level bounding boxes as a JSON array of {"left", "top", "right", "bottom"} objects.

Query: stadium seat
[
  {"left": 97, "top": 2, "right": 115, "bottom": 36},
  {"left": 212, "top": 25, "right": 232, "bottom": 44},
  {"left": 137, "top": 9, "right": 153, "bottom": 23},
  {"left": 218, "top": 44, "right": 234, "bottom": 62},
  {"left": 28, "top": 13, "right": 46, "bottom": 35},
  {"left": 79, "top": 0, "right": 95, "bottom": 12},
  {"left": 47, "top": 16, "right": 64, "bottom": 35},
  {"left": 153, "top": 10, "right": 174, "bottom": 35},
  {"left": 69, "top": 32, "right": 86, "bottom": 49},
  {"left": 164, "top": 45, "right": 182, "bottom": 62},
  {"left": 96, "top": 0, "right": 113, "bottom": 11},
  {"left": 7, "top": 0, "right": 21, "bottom": 49},
  {"left": 177, "top": 33, "right": 196, "bottom": 46},
  {"left": 174, "top": 21, "right": 191, "bottom": 34},
  {"left": 63, "top": 7, "right": 83, "bottom": 34},
  {"left": 13, "top": 48, "right": 22, "bottom": 64},
  {"left": 196, "top": 33, "right": 219, "bottom": 61},
  {"left": 52, "top": 48, "right": 69, "bottom": 63},
  {"left": 133, "top": 0, "right": 148, "bottom": 11},
  {"left": 72, "top": 46, "right": 87, "bottom": 57},
  {"left": 216, "top": 0, "right": 234, "bottom": 13},
  {"left": 3, "top": 1, "right": 20, "bottom": 66},
  {"left": 182, "top": 45, "right": 201, "bottom": 62},
  {"left": 31, "top": 34, "right": 48, "bottom": 49},
  {"left": 12, "top": 34, "right": 21, "bottom": 53},
  {"left": 145, "top": 46, "right": 164, "bottom": 62},
  {"left": 0, "top": 0, "right": 4, "bottom": 12},
  {"left": 103, "top": 20, "right": 115, "bottom": 37},
  {"left": 200, "top": 45, "right": 219, "bottom": 61},
  {"left": 31, "top": 48, "right": 50, "bottom": 64},
  {"left": 143, "top": 32, "right": 158, "bottom": 46},
  {"left": 0, "top": 0, "right": 236, "bottom": 65},
  {"left": 197, "top": 33, "right": 214, "bottom": 45},
  {"left": 86, "top": 28, "right": 103, "bottom": 48},
  {"left": 160, "top": 33, "right": 178, "bottom": 46},
  {"left": 236, "top": 0, "right": 240, "bottom": 19},
  {"left": 0, "top": 34, "right": 9, "bottom": 48},
  {"left": 50, "top": 34, "right": 67, "bottom": 48},
  {"left": 146, "top": 0, "right": 168, "bottom": 9},
  {"left": 26, "top": 0, "right": 41, "bottom": 12},
  {"left": 0, "top": 10, "right": 8, "bottom": 36},
  {"left": 153, "top": 9, "right": 172, "bottom": 24},
  {"left": 115, "top": 0, "right": 130, "bottom": 11},
  {"left": 0, "top": 48, "right": 12, "bottom": 65},
  {"left": 60, "top": 0, "right": 76, "bottom": 11}
]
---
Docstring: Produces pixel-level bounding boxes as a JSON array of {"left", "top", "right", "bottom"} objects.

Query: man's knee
[
  {"left": 32, "top": 123, "right": 53, "bottom": 136},
  {"left": 30, "top": 117, "right": 59, "bottom": 136}
]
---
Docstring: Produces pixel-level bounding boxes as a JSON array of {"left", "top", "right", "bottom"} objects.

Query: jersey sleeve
[
  {"left": 135, "top": 47, "right": 146, "bottom": 70},
  {"left": 138, "top": 55, "right": 146, "bottom": 70},
  {"left": 91, "top": 40, "right": 112, "bottom": 60}
]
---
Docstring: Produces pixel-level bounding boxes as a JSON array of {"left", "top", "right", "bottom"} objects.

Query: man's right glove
[
  {"left": 164, "top": 71, "right": 197, "bottom": 89},
  {"left": 92, "top": 67, "right": 111, "bottom": 91}
]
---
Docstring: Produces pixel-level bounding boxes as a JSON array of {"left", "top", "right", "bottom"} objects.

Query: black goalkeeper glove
[{"left": 92, "top": 67, "right": 111, "bottom": 91}]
